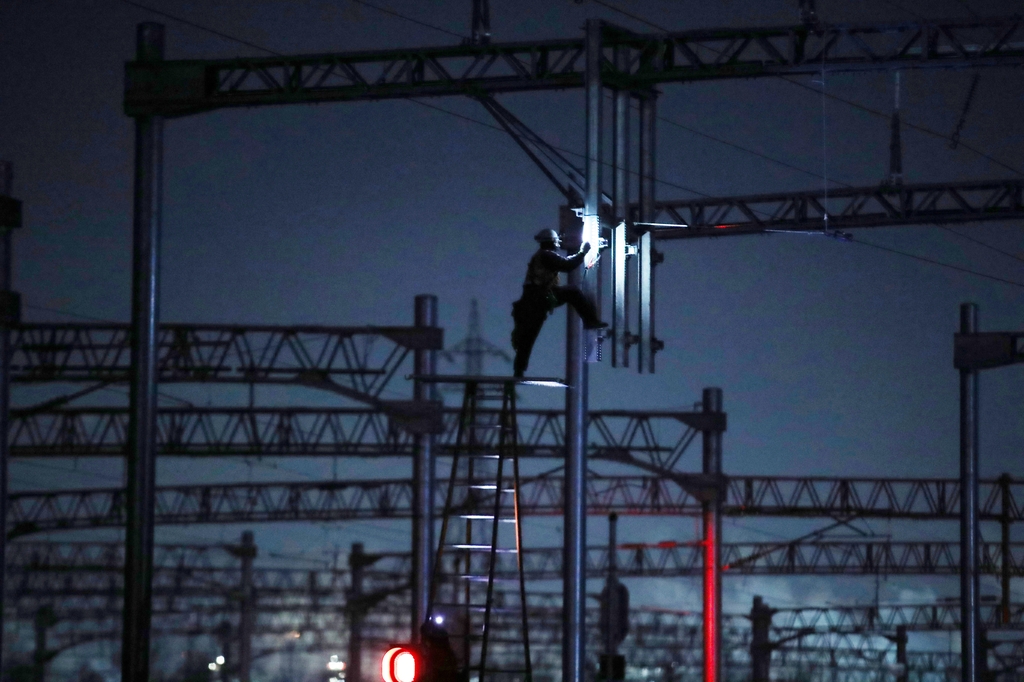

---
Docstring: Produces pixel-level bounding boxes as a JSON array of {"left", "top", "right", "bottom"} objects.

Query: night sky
[{"left": 2, "top": 0, "right": 1023, "bottom": 678}]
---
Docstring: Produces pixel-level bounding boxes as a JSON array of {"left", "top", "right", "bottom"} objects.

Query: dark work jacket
[{"left": 523, "top": 246, "right": 586, "bottom": 290}]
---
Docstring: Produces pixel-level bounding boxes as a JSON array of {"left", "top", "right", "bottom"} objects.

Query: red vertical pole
[{"left": 702, "top": 388, "right": 723, "bottom": 682}]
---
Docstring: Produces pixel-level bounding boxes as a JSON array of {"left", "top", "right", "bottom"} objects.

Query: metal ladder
[{"left": 428, "top": 378, "right": 532, "bottom": 682}]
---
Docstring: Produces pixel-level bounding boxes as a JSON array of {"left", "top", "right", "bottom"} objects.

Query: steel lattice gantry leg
[
  {"left": 124, "top": 22, "right": 165, "bottom": 682},
  {"left": 429, "top": 378, "right": 533, "bottom": 682}
]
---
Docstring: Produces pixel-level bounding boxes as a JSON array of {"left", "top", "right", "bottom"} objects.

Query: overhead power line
[
  {"left": 939, "top": 226, "right": 1024, "bottom": 265},
  {"left": 116, "top": 0, "right": 1024, "bottom": 289},
  {"left": 121, "top": 0, "right": 277, "bottom": 55},
  {"left": 589, "top": 0, "right": 1024, "bottom": 280},
  {"left": 347, "top": 0, "right": 465, "bottom": 39},
  {"left": 849, "top": 239, "right": 1024, "bottom": 289},
  {"left": 591, "top": 0, "right": 1024, "bottom": 179}
]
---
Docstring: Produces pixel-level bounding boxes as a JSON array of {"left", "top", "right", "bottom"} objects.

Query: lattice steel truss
[
  {"left": 8, "top": 474, "right": 1022, "bottom": 537},
  {"left": 123, "top": 17, "right": 1024, "bottom": 116}
]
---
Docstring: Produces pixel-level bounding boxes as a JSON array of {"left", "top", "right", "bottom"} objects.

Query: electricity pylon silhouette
[{"left": 442, "top": 299, "right": 513, "bottom": 381}]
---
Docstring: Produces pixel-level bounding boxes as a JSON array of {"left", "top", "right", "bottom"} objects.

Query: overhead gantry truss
[
  {"left": 645, "top": 179, "right": 1024, "bottom": 238},
  {"left": 15, "top": 567, "right": 1024, "bottom": 636},
  {"left": 11, "top": 537, "right": 1021, "bottom": 631},
  {"left": 8, "top": 474, "right": 1022, "bottom": 537},
  {"left": 10, "top": 323, "right": 440, "bottom": 402},
  {"left": 123, "top": 16, "right": 1024, "bottom": 116},
  {"left": 7, "top": 540, "right": 1023, "bottom": 586},
  {"left": 8, "top": 540, "right": 1024, "bottom": 585},
  {"left": 10, "top": 407, "right": 702, "bottom": 468}
]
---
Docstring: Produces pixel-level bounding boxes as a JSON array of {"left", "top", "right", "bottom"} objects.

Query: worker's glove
[{"left": 581, "top": 242, "right": 592, "bottom": 255}]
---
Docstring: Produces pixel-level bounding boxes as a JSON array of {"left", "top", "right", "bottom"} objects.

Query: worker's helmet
[{"left": 534, "top": 228, "right": 560, "bottom": 243}]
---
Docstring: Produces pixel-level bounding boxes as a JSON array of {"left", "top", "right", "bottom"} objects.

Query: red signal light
[{"left": 381, "top": 646, "right": 418, "bottom": 682}]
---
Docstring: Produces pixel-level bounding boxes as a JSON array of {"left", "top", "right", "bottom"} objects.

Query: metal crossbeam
[
  {"left": 8, "top": 475, "right": 1022, "bottom": 536},
  {"left": 123, "top": 17, "right": 1024, "bottom": 116},
  {"left": 8, "top": 541, "right": 1023, "bottom": 584},
  {"left": 644, "top": 179, "right": 1024, "bottom": 238},
  {"left": 10, "top": 407, "right": 701, "bottom": 466},
  {"left": 11, "top": 324, "right": 441, "bottom": 401},
  {"left": 21, "top": 581, "right": 1022, "bottom": 635}
]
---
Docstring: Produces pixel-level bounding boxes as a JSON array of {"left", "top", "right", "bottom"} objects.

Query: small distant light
[
  {"left": 215, "top": 656, "right": 225, "bottom": 666},
  {"left": 288, "top": 630, "right": 302, "bottom": 639},
  {"left": 208, "top": 663, "right": 217, "bottom": 671},
  {"left": 433, "top": 615, "right": 444, "bottom": 625}
]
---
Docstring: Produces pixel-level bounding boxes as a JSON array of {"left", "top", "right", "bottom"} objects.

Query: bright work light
[{"left": 582, "top": 214, "right": 599, "bottom": 268}]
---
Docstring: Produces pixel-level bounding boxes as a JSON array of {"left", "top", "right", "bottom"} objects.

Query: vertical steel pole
[
  {"left": 959, "top": 302, "right": 979, "bottom": 682},
  {"left": 637, "top": 95, "right": 657, "bottom": 374},
  {"left": 471, "top": 0, "right": 491, "bottom": 44},
  {"left": 611, "top": 52, "right": 629, "bottom": 368},
  {"left": 1000, "top": 473, "right": 1012, "bottom": 625},
  {"left": 0, "top": 161, "right": 15, "bottom": 678},
  {"left": 238, "top": 531, "right": 256, "bottom": 682},
  {"left": 413, "top": 294, "right": 437, "bottom": 639},
  {"left": 348, "top": 543, "right": 366, "bottom": 682},
  {"left": 33, "top": 608, "right": 50, "bottom": 682},
  {"left": 895, "top": 625, "right": 908, "bottom": 682},
  {"left": 702, "top": 388, "right": 723, "bottom": 682},
  {"left": 123, "top": 22, "right": 164, "bottom": 682},
  {"left": 564, "top": 18, "right": 600, "bottom": 682},
  {"left": 750, "top": 597, "right": 771, "bottom": 682},
  {"left": 604, "top": 513, "right": 618, "bottom": 657}
]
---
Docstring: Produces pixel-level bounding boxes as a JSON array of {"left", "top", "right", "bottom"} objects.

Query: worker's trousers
[{"left": 511, "top": 285, "right": 600, "bottom": 376}]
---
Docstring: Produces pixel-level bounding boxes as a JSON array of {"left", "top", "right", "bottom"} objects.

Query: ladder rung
[
  {"left": 432, "top": 604, "right": 523, "bottom": 613},
  {"left": 455, "top": 575, "right": 521, "bottom": 582},
  {"left": 468, "top": 485, "right": 514, "bottom": 491},
  {"left": 458, "top": 514, "right": 516, "bottom": 522},
  {"left": 446, "top": 544, "right": 518, "bottom": 553}
]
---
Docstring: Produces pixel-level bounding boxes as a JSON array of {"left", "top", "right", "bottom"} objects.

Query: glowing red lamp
[{"left": 381, "top": 646, "right": 418, "bottom": 682}]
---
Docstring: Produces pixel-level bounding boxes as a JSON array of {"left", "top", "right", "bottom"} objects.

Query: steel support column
[
  {"left": 0, "top": 161, "right": 17, "bottom": 676},
  {"left": 1000, "top": 473, "right": 1012, "bottom": 625},
  {"left": 470, "top": 0, "right": 490, "bottom": 45},
  {"left": 123, "top": 22, "right": 164, "bottom": 682},
  {"left": 750, "top": 596, "right": 772, "bottom": 682},
  {"left": 33, "top": 607, "right": 55, "bottom": 682},
  {"left": 564, "top": 18, "right": 601, "bottom": 682},
  {"left": 702, "top": 388, "right": 723, "bottom": 682},
  {"left": 895, "top": 625, "right": 908, "bottom": 682},
  {"left": 237, "top": 531, "right": 256, "bottom": 682},
  {"left": 637, "top": 94, "right": 657, "bottom": 374},
  {"left": 611, "top": 49, "right": 630, "bottom": 368},
  {"left": 412, "top": 294, "right": 437, "bottom": 639},
  {"left": 604, "top": 512, "right": 618, "bottom": 657},
  {"left": 348, "top": 543, "right": 366, "bottom": 682},
  {"left": 960, "top": 302, "right": 980, "bottom": 682}
]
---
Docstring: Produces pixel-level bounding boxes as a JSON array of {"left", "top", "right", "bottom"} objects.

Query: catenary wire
[
  {"left": 348, "top": 0, "right": 465, "bottom": 39},
  {"left": 939, "top": 226, "right": 1024, "bottom": 265},
  {"left": 115, "top": 0, "right": 1024, "bottom": 290},
  {"left": 588, "top": 0, "right": 1024, "bottom": 277},
  {"left": 591, "top": 0, "right": 1024, "bottom": 178},
  {"left": 847, "top": 238, "right": 1024, "bottom": 289}
]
